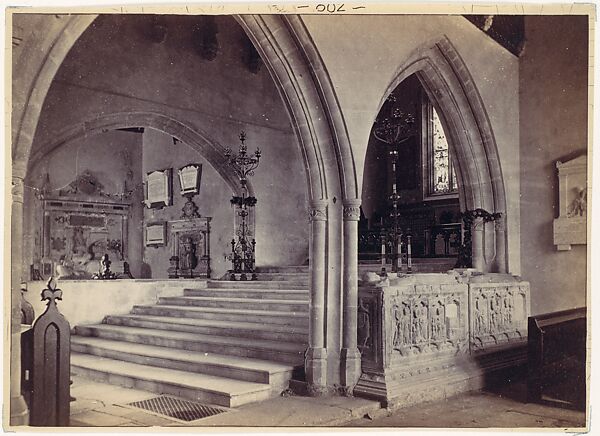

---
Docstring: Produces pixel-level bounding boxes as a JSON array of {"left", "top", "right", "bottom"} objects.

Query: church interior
[{"left": 8, "top": 9, "right": 590, "bottom": 429}]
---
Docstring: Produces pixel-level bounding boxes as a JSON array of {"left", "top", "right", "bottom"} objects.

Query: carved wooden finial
[{"left": 41, "top": 276, "right": 63, "bottom": 307}]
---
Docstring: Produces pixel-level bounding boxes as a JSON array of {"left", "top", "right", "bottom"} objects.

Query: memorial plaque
[
  {"left": 145, "top": 169, "right": 172, "bottom": 208},
  {"left": 146, "top": 222, "right": 166, "bottom": 247},
  {"left": 178, "top": 164, "right": 202, "bottom": 196}
]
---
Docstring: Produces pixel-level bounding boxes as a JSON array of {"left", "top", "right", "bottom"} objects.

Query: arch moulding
[
  {"left": 377, "top": 36, "right": 509, "bottom": 273},
  {"left": 12, "top": 12, "right": 362, "bottom": 403},
  {"left": 27, "top": 111, "right": 253, "bottom": 197}
]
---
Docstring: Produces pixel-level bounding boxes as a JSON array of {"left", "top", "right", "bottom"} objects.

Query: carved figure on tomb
[
  {"left": 501, "top": 293, "right": 512, "bottom": 328},
  {"left": 179, "top": 237, "right": 198, "bottom": 272},
  {"left": 490, "top": 294, "right": 502, "bottom": 332},
  {"left": 431, "top": 303, "right": 446, "bottom": 341},
  {"left": 56, "top": 228, "right": 97, "bottom": 279},
  {"left": 474, "top": 297, "right": 486, "bottom": 334},
  {"left": 393, "top": 305, "right": 401, "bottom": 347},
  {"left": 413, "top": 302, "right": 428, "bottom": 343},
  {"left": 393, "top": 303, "right": 412, "bottom": 347},
  {"left": 358, "top": 299, "right": 371, "bottom": 349},
  {"left": 401, "top": 303, "right": 411, "bottom": 345}
]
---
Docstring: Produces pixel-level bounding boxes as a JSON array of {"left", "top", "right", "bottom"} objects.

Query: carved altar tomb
[
  {"left": 167, "top": 217, "right": 211, "bottom": 279},
  {"left": 355, "top": 271, "right": 530, "bottom": 408},
  {"left": 40, "top": 197, "right": 129, "bottom": 279}
]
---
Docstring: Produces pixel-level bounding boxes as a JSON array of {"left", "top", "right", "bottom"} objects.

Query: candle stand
[{"left": 225, "top": 132, "right": 261, "bottom": 281}]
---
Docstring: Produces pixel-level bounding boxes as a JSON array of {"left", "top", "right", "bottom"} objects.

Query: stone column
[
  {"left": 471, "top": 216, "right": 485, "bottom": 272},
  {"left": 341, "top": 199, "right": 362, "bottom": 391},
  {"left": 10, "top": 174, "right": 30, "bottom": 425},
  {"left": 305, "top": 199, "right": 328, "bottom": 394},
  {"left": 494, "top": 215, "right": 507, "bottom": 273}
]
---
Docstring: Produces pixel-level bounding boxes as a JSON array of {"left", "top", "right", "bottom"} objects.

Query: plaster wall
[
  {"left": 302, "top": 14, "right": 521, "bottom": 274},
  {"left": 23, "top": 129, "right": 144, "bottom": 277},
  {"left": 141, "top": 128, "right": 233, "bottom": 279},
  {"left": 29, "top": 14, "right": 309, "bottom": 273},
  {"left": 519, "top": 16, "right": 588, "bottom": 315},
  {"left": 23, "top": 279, "right": 197, "bottom": 326}
]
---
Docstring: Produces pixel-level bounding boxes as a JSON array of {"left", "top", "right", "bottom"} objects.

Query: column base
[
  {"left": 340, "top": 347, "right": 362, "bottom": 393},
  {"left": 10, "top": 394, "right": 29, "bottom": 426},
  {"left": 305, "top": 347, "right": 327, "bottom": 395}
]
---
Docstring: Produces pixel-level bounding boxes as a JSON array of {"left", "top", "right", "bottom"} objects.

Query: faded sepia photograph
[{"left": 4, "top": 2, "right": 593, "bottom": 432}]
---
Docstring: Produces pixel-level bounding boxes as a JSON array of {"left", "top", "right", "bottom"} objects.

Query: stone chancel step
[
  {"left": 71, "top": 354, "right": 272, "bottom": 408},
  {"left": 103, "top": 314, "right": 308, "bottom": 343},
  {"left": 71, "top": 277, "right": 309, "bottom": 408},
  {"left": 74, "top": 324, "right": 304, "bottom": 364}
]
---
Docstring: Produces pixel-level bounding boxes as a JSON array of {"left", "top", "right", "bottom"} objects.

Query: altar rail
[{"left": 355, "top": 272, "right": 530, "bottom": 408}]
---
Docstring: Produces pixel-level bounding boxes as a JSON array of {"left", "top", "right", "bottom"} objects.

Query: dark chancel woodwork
[
  {"left": 167, "top": 218, "right": 211, "bottom": 279},
  {"left": 21, "top": 278, "right": 71, "bottom": 426},
  {"left": 527, "top": 307, "right": 586, "bottom": 410},
  {"left": 359, "top": 203, "right": 462, "bottom": 262}
]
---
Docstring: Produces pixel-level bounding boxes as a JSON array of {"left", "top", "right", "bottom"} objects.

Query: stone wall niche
[
  {"left": 354, "top": 272, "right": 530, "bottom": 409},
  {"left": 553, "top": 154, "right": 587, "bottom": 250},
  {"left": 167, "top": 217, "right": 211, "bottom": 279}
]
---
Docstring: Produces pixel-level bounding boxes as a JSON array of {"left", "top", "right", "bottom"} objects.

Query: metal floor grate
[{"left": 126, "top": 396, "right": 228, "bottom": 422}]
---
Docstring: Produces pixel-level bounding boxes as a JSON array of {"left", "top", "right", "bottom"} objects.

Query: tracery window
[{"left": 423, "top": 97, "right": 458, "bottom": 198}]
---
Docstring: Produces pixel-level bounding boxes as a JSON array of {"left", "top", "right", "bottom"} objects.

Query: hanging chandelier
[{"left": 372, "top": 95, "right": 417, "bottom": 145}]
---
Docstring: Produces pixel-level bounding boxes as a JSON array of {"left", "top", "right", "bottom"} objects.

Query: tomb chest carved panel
[
  {"left": 381, "top": 284, "right": 469, "bottom": 369},
  {"left": 358, "top": 276, "right": 530, "bottom": 371},
  {"left": 357, "top": 290, "right": 383, "bottom": 370},
  {"left": 469, "top": 282, "right": 530, "bottom": 352},
  {"left": 356, "top": 275, "right": 531, "bottom": 405},
  {"left": 386, "top": 285, "right": 469, "bottom": 363}
]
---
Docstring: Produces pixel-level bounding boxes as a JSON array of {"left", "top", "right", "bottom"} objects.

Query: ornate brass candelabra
[
  {"left": 225, "top": 132, "right": 261, "bottom": 281},
  {"left": 373, "top": 94, "right": 416, "bottom": 275}
]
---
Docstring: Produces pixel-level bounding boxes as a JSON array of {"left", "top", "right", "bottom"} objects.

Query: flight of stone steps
[{"left": 71, "top": 268, "right": 309, "bottom": 408}]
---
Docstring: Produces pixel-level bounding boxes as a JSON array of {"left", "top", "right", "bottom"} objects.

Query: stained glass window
[{"left": 430, "top": 106, "right": 457, "bottom": 194}]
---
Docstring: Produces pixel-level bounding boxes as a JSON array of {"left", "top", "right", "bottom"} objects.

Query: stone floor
[
  {"left": 68, "top": 374, "right": 587, "bottom": 430},
  {"left": 345, "top": 381, "right": 586, "bottom": 429},
  {"left": 68, "top": 375, "right": 381, "bottom": 427}
]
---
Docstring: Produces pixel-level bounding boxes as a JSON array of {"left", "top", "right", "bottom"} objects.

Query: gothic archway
[
  {"left": 27, "top": 111, "right": 254, "bottom": 197},
  {"left": 11, "top": 14, "right": 362, "bottom": 421},
  {"left": 374, "top": 37, "right": 509, "bottom": 273}
]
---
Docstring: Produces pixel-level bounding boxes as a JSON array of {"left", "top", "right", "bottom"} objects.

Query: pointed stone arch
[
  {"left": 235, "top": 14, "right": 362, "bottom": 391},
  {"left": 27, "top": 111, "right": 253, "bottom": 197},
  {"left": 12, "top": 14, "right": 97, "bottom": 179},
  {"left": 11, "top": 13, "right": 362, "bottom": 411},
  {"left": 376, "top": 36, "right": 508, "bottom": 273}
]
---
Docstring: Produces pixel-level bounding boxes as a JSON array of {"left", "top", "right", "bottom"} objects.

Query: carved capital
[
  {"left": 494, "top": 215, "right": 506, "bottom": 232},
  {"left": 12, "top": 157, "right": 27, "bottom": 180},
  {"left": 472, "top": 216, "right": 485, "bottom": 231},
  {"left": 11, "top": 176, "right": 24, "bottom": 203},
  {"left": 343, "top": 199, "right": 361, "bottom": 221},
  {"left": 308, "top": 200, "right": 328, "bottom": 222}
]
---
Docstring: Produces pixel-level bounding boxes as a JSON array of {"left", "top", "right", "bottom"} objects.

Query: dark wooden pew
[
  {"left": 527, "top": 307, "right": 586, "bottom": 410},
  {"left": 21, "top": 279, "right": 71, "bottom": 426}
]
